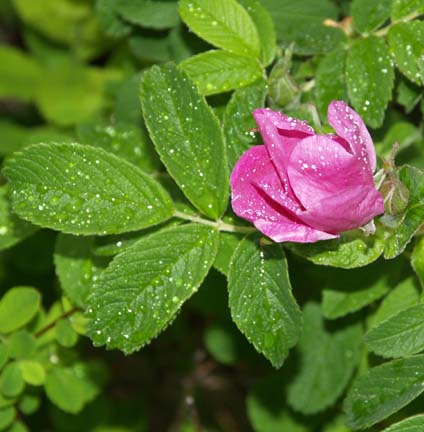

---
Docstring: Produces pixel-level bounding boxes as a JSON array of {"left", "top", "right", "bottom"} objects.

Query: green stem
[
  {"left": 174, "top": 210, "right": 255, "bottom": 234},
  {"left": 35, "top": 307, "right": 79, "bottom": 338},
  {"left": 372, "top": 10, "right": 422, "bottom": 37}
]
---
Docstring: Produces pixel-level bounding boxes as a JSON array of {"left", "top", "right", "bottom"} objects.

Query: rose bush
[{"left": 231, "top": 101, "right": 384, "bottom": 243}]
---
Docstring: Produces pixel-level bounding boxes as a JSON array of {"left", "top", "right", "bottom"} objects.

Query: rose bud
[{"left": 230, "top": 101, "right": 384, "bottom": 243}]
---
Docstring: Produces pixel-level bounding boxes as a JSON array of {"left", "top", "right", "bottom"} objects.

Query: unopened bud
[{"left": 380, "top": 175, "right": 409, "bottom": 215}]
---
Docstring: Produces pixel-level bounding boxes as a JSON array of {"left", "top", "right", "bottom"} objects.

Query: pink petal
[
  {"left": 253, "top": 108, "right": 314, "bottom": 200},
  {"left": 287, "top": 135, "right": 384, "bottom": 233},
  {"left": 328, "top": 100, "right": 376, "bottom": 172},
  {"left": 230, "top": 146, "right": 337, "bottom": 243}
]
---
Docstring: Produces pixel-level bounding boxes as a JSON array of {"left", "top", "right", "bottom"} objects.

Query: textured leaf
[
  {"left": 287, "top": 232, "right": 385, "bottom": 269},
  {"left": 0, "top": 287, "right": 40, "bottom": 334},
  {"left": 116, "top": 0, "right": 178, "bottom": 29},
  {"left": 346, "top": 37, "right": 394, "bottom": 128},
  {"left": 352, "top": 0, "right": 394, "bottom": 34},
  {"left": 179, "top": 50, "right": 263, "bottom": 96},
  {"left": 238, "top": 0, "right": 276, "bottom": 65},
  {"left": 213, "top": 232, "right": 243, "bottom": 276},
  {"left": 4, "top": 143, "right": 174, "bottom": 235},
  {"left": 389, "top": 22, "right": 424, "bottom": 86},
  {"left": 366, "top": 303, "right": 424, "bottom": 358},
  {"left": 140, "top": 64, "right": 228, "bottom": 219},
  {"left": 345, "top": 355, "right": 424, "bottom": 430},
  {"left": 223, "top": 78, "right": 267, "bottom": 170},
  {"left": 179, "top": 0, "right": 260, "bottom": 57},
  {"left": 288, "top": 303, "right": 362, "bottom": 414},
  {"left": 228, "top": 234, "right": 302, "bottom": 368},
  {"left": 384, "top": 166, "right": 424, "bottom": 259},
  {"left": 315, "top": 48, "right": 348, "bottom": 120},
  {"left": 391, "top": 0, "right": 424, "bottom": 20},
  {"left": 87, "top": 224, "right": 219, "bottom": 353},
  {"left": 383, "top": 415, "right": 424, "bottom": 432}
]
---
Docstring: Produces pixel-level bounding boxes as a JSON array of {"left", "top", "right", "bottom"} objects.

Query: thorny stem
[
  {"left": 35, "top": 307, "right": 79, "bottom": 338},
  {"left": 174, "top": 211, "right": 255, "bottom": 234}
]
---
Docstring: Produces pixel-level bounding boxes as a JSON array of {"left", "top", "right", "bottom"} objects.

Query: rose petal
[
  {"left": 328, "top": 100, "right": 376, "bottom": 172},
  {"left": 287, "top": 135, "right": 384, "bottom": 233},
  {"left": 253, "top": 108, "right": 314, "bottom": 200}
]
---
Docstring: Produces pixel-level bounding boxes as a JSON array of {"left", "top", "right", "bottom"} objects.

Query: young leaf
[
  {"left": 388, "top": 22, "right": 424, "bottom": 86},
  {"left": 384, "top": 166, "right": 424, "bottom": 259},
  {"left": 223, "top": 78, "right": 267, "bottom": 170},
  {"left": 346, "top": 37, "right": 394, "bottom": 128},
  {"left": 19, "top": 361, "right": 46, "bottom": 386},
  {"left": 0, "top": 363, "right": 24, "bottom": 398},
  {"left": 351, "top": 0, "right": 393, "bottom": 34},
  {"left": 391, "top": 0, "right": 424, "bottom": 20},
  {"left": 365, "top": 303, "right": 424, "bottom": 358},
  {"left": 87, "top": 224, "right": 219, "bottom": 354},
  {"left": 383, "top": 415, "right": 424, "bottom": 431},
  {"left": 345, "top": 355, "right": 424, "bottom": 430},
  {"left": 0, "top": 287, "right": 40, "bottom": 334},
  {"left": 179, "top": 0, "right": 260, "bottom": 57},
  {"left": 179, "top": 50, "right": 263, "bottom": 96},
  {"left": 288, "top": 303, "right": 362, "bottom": 414},
  {"left": 140, "top": 64, "right": 229, "bottom": 219},
  {"left": 228, "top": 234, "right": 302, "bottom": 368},
  {"left": 4, "top": 143, "right": 174, "bottom": 235},
  {"left": 0, "top": 406, "right": 15, "bottom": 430}
]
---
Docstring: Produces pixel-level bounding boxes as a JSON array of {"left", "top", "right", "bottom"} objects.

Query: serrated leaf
[
  {"left": 384, "top": 166, "right": 424, "bottom": 259},
  {"left": 288, "top": 303, "right": 362, "bottom": 414},
  {"left": 346, "top": 37, "right": 394, "bottom": 128},
  {"left": 213, "top": 232, "right": 243, "bottom": 276},
  {"left": 116, "top": 0, "right": 179, "bottom": 29},
  {"left": 179, "top": 0, "right": 260, "bottom": 57},
  {"left": 140, "top": 64, "right": 228, "bottom": 219},
  {"left": 314, "top": 48, "right": 348, "bottom": 120},
  {"left": 54, "top": 234, "right": 108, "bottom": 307},
  {"left": 344, "top": 355, "right": 424, "bottom": 430},
  {"left": 87, "top": 224, "right": 218, "bottom": 353},
  {"left": 383, "top": 415, "right": 424, "bottom": 431},
  {"left": 389, "top": 22, "right": 424, "bottom": 86},
  {"left": 366, "top": 303, "right": 424, "bottom": 358},
  {"left": 4, "top": 143, "right": 174, "bottom": 235},
  {"left": 0, "top": 287, "right": 40, "bottom": 334},
  {"left": 287, "top": 232, "right": 385, "bottom": 269},
  {"left": 237, "top": 0, "right": 276, "bottom": 66},
  {"left": 223, "top": 78, "right": 267, "bottom": 170},
  {"left": 228, "top": 234, "right": 302, "bottom": 368},
  {"left": 352, "top": 0, "right": 393, "bottom": 34},
  {"left": 391, "top": 0, "right": 424, "bottom": 20},
  {"left": 179, "top": 50, "right": 263, "bottom": 96}
]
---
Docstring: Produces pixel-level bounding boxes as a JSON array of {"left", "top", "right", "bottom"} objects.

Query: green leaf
[
  {"left": 116, "top": 0, "right": 179, "bottom": 29},
  {"left": 0, "top": 287, "right": 40, "bottom": 334},
  {"left": 383, "top": 415, "right": 424, "bottom": 431},
  {"left": 412, "top": 237, "right": 424, "bottom": 288},
  {"left": 0, "top": 186, "right": 37, "bottom": 252},
  {"left": 140, "top": 64, "right": 228, "bottom": 219},
  {"left": 4, "top": 143, "right": 174, "bottom": 236},
  {"left": 55, "top": 319, "right": 78, "bottom": 348},
  {"left": 95, "top": 0, "right": 132, "bottom": 38},
  {"left": 375, "top": 121, "right": 421, "bottom": 157},
  {"left": 77, "top": 122, "right": 161, "bottom": 174},
  {"left": 18, "top": 395, "right": 40, "bottom": 415},
  {"left": 179, "top": 0, "right": 260, "bottom": 57},
  {"left": 6, "top": 331, "right": 36, "bottom": 360},
  {"left": 228, "top": 234, "right": 302, "bottom": 368},
  {"left": 287, "top": 232, "right": 385, "bottom": 269},
  {"left": 314, "top": 48, "right": 348, "bottom": 120},
  {"left": 391, "top": 0, "right": 424, "bottom": 20},
  {"left": 322, "top": 260, "right": 400, "bottom": 319},
  {"left": 0, "top": 406, "right": 15, "bottom": 431},
  {"left": 346, "top": 37, "right": 394, "bottom": 128},
  {"left": 397, "top": 78, "right": 422, "bottom": 113},
  {"left": 213, "top": 232, "right": 243, "bottom": 276},
  {"left": 352, "top": 0, "right": 394, "bottom": 34},
  {"left": 260, "top": 0, "right": 345, "bottom": 55},
  {"left": 0, "top": 364, "right": 24, "bottom": 398},
  {"left": 366, "top": 303, "right": 424, "bottom": 358},
  {"left": 54, "top": 234, "right": 108, "bottom": 307},
  {"left": 389, "top": 22, "right": 424, "bottom": 86},
  {"left": 384, "top": 166, "right": 424, "bottom": 259},
  {"left": 344, "top": 355, "right": 424, "bottom": 430},
  {"left": 179, "top": 50, "right": 263, "bottom": 96},
  {"left": 0, "top": 45, "right": 42, "bottom": 101},
  {"left": 19, "top": 361, "right": 45, "bottom": 386},
  {"left": 237, "top": 0, "right": 276, "bottom": 66},
  {"left": 87, "top": 224, "right": 219, "bottom": 354},
  {"left": 223, "top": 78, "right": 267, "bottom": 170},
  {"left": 203, "top": 321, "right": 241, "bottom": 365},
  {"left": 0, "top": 345, "right": 7, "bottom": 371},
  {"left": 288, "top": 303, "right": 362, "bottom": 414}
]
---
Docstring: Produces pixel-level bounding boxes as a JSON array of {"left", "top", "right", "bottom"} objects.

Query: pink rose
[{"left": 230, "top": 101, "right": 384, "bottom": 243}]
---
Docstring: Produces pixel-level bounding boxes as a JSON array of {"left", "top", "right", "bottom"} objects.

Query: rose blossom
[{"left": 230, "top": 101, "right": 384, "bottom": 243}]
